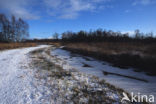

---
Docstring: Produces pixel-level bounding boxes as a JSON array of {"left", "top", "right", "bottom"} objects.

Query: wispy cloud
[
  {"left": 132, "top": 0, "right": 155, "bottom": 6},
  {"left": 125, "top": 9, "right": 131, "bottom": 13},
  {"left": 121, "top": 31, "right": 135, "bottom": 36},
  {"left": 43, "top": 0, "right": 112, "bottom": 19},
  {"left": 0, "top": 0, "right": 40, "bottom": 20},
  {"left": 0, "top": 0, "right": 112, "bottom": 20}
]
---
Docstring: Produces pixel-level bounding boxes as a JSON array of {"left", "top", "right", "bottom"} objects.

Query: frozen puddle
[{"left": 51, "top": 47, "right": 156, "bottom": 97}]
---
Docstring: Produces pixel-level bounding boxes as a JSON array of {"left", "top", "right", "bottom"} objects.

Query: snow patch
[{"left": 51, "top": 48, "right": 156, "bottom": 97}]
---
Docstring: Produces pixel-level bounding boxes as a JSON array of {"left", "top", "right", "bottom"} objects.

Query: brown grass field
[
  {"left": 1, "top": 41, "right": 156, "bottom": 76},
  {"left": 62, "top": 42, "right": 156, "bottom": 56},
  {"left": 0, "top": 43, "right": 37, "bottom": 50},
  {"left": 60, "top": 42, "right": 156, "bottom": 76}
]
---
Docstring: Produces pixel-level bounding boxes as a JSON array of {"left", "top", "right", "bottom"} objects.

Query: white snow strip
[
  {"left": 51, "top": 48, "right": 156, "bottom": 98},
  {"left": 0, "top": 45, "right": 51, "bottom": 104}
]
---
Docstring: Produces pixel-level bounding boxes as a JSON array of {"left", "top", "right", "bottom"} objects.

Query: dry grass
[
  {"left": 63, "top": 42, "right": 156, "bottom": 57},
  {"left": 31, "top": 46, "right": 149, "bottom": 104},
  {"left": 29, "top": 47, "right": 125, "bottom": 104},
  {"left": 60, "top": 42, "right": 156, "bottom": 76},
  {"left": 0, "top": 42, "right": 37, "bottom": 50}
]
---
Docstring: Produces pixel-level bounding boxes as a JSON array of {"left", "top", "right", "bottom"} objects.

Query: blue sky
[{"left": 0, "top": 0, "right": 156, "bottom": 38}]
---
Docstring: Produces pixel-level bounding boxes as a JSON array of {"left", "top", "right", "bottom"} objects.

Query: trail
[
  {"left": 0, "top": 46, "right": 123, "bottom": 104},
  {"left": 0, "top": 45, "right": 50, "bottom": 104}
]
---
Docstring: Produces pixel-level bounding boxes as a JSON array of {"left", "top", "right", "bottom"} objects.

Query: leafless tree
[{"left": 0, "top": 14, "right": 29, "bottom": 42}]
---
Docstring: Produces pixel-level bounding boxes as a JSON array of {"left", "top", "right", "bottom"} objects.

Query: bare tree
[
  {"left": 134, "top": 29, "right": 141, "bottom": 39},
  {"left": 0, "top": 14, "right": 10, "bottom": 42},
  {"left": 53, "top": 32, "right": 59, "bottom": 40},
  {"left": 0, "top": 14, "right": 29, "bottom": 42}
]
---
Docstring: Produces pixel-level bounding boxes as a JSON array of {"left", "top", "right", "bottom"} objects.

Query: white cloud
[
  {"left": 0, "top": 0, "right": 112, "bottom": 20},
  {"left": 0, "top": 0, "right": 40, "bottom": 20},
  {"left": 121, "top": 31, "right": 135, "bottom": 36},
  {"left": 43, "top": 0, "right": 112, "bottom": 19},
  {"left": 132, "top": 0, "right": 155, "bottom": 6}
]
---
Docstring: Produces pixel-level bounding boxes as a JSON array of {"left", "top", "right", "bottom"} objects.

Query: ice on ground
[
  {"left": 0, "top": 45, "right": 52, "bottom": 104},
  {"left": 51, "top": 47, "right": 156, "bottom": 97}
]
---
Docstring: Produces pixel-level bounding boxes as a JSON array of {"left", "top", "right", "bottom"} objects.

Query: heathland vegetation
[
  {"left": 58, "top": 29, "right": 156, "bottom": 75},
  {"left": 1, "top": 13, "right": 156, "bottom": 75},
  {"left": 27, "top": 29, "right": 156, "bottom": 75}
]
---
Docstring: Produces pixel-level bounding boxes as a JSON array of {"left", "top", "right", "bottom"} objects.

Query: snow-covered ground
[
  {"left": 51, "top": 47, "right": 156, "bottom": 98},
  {"left": 1, "top": 45, "right": 155, "bottom": 103},
  {"left": 0, "top": 45, "right": 51, "bottom": 104},
  {"left": 31, "top": 48, "right": 125, "bottom": 104}
]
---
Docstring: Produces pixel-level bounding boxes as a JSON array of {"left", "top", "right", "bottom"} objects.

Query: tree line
[
  {"left": 60, "top": 29, "right": 155, "bottom": 43},
  {"left": 27, "top": 29, "right": 155, "bottom": 43},
  {"left": 0, "top": 14, "right": 29, "bottom": 42}
]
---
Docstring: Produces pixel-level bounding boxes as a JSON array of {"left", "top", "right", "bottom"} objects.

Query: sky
[{"left": 0, "top": 0, "right": 156, "bottom": 38}]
